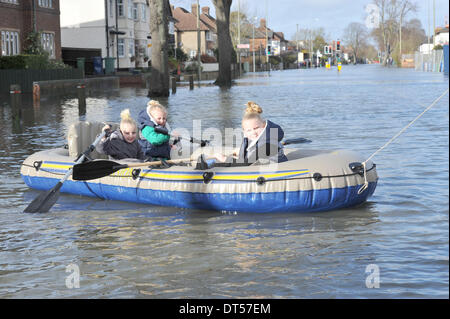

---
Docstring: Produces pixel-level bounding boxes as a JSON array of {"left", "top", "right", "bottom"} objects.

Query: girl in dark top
[
  {"left": 96, "top": 109, "right": 145, "bottom": 161},
  {"left": 197, "top": 101, "right": 287, "bottom": 169}
]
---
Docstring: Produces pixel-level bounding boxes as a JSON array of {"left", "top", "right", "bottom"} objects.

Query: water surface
[{"left": 0, "top": 65, "right": 448, "bottom": 298}]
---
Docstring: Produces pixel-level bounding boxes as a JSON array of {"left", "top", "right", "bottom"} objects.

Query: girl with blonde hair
[
  {"left": 198, "top": 101, "right": 287, "bottom": 169},
  {"left": 137, "top": 100, "right": 172, "bottom": 159},
  {"left": 97, "top": 108, "right": 145, "bottom": 160},
  {"left": 237, "top": 101, "right": 287, "bottom": 164}
]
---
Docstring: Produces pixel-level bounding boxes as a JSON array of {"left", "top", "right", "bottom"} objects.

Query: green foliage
[
  {"left": 433, "top": 44, "right": 443, "bottom": 50},
  {"left": 168, "top": 48, "right": 188, "bottom": 62},
  {"left": 0, "top": 54, "right": 71, "bottom": 69},
  {"left": 23, "top": 31, "right": 46, "bottom": 56}
]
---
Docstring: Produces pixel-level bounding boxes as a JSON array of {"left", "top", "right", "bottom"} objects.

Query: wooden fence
[{"left": 0, "top": 68, "right": 84, "bottom": 94}]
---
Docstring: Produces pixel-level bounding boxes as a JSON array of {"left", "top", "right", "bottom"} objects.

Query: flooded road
[{"left": 0, "top": 65, "right": 448, "bottom": 298}]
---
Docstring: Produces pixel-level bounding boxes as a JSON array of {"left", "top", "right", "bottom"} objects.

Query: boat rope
[{"left": 358, "top": 88, "right": 449, "bottom": 194}]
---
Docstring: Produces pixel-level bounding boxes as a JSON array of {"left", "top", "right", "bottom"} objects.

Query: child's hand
[{"left": 214, "top": 153, "right": 227, "bottom": 163}]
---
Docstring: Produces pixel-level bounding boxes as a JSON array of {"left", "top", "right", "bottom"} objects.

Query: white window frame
[
  {"left": 128, "top": 38, "right": 134, "bottom": 57},
  {"left": 40, "top": 32, "right": 55, "bottom": 58},
  {"left": 118, "top": 38, "right": 125, "bottom": 57},
  {"left": 1, "top": 0, "right": 19, "bottom": 4},
  {"left": 128, "top": 0, "right": 133, "bottom": 19},
  {"left": 38, "top": 0, "right": 53, "bottom": 8},
  {"left": 109, "top": 0, "right": 114, "bottom": 18},
  {"left": 141, "top": 3, "right": 147, "bottom": 22},
  {"left": 1, "top": 30, "right": 20, "bottom": 56},
  {"left": 118, "top": 0, "right": 124, "bottom": 17},
  {"left": 133, "top": 3, "right": 138, "bottom": 20},
  {"left": 189, "top": 50, "right": 196, "bottom": 59}
]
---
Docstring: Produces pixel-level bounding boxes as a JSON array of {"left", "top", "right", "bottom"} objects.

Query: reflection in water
[{"left": 0, "top": 66, "right": 448, "bottom": 298}]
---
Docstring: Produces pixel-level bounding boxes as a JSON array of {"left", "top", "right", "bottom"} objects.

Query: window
[
  {"left": 189, "top": 50, "right": 196, "bottom": 59},
  {"left": 41, "top": 32, "right": 54, "bottom": 58},
  {"left": 38, "top": 0, "right": 52, "bottom": 8},
  {"left": 205, "top": 31, "right": 212, "bottom": 41},
  {"left": 128, "top": 38, "right": 134, "bottom": 57},
  {"left": 0, "top": 0, "right": 19, "bottom": 4},
  {"left": 133, "top": 3, "right": 138, "bottom": 20},
  {"left": 141, "top": 3, "right": 147, "bottom": 22},
  {"left": 128, "top": 0, "right": 133, "bottom": 19},
  {"left": 1, "top": 30, "right": 20, "bottom": 56},
  {"left": 109, "top": 0, "right": 113, "bottom": 18},
  {"left": 118, "top": 0, "right": 124, "bottom": 17},
  {"left": 118, "top": 39, "right": 124, "bottom": 57}
]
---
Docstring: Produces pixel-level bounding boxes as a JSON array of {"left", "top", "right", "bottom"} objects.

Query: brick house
[
  {"left": 0, "top": 0, "right": 61, "bottom": 59},
  {"left": 172, "top": 4, "right": 216, "bottom": 59}
]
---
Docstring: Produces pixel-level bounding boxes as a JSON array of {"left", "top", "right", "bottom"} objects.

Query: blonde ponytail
[
  {"left": 242, "top": 101, "right": 264, "bottom": 124},
  {"left": 245, "top": 101, "right": 263, "bottom": 115},
  {"left": 119, "top": 108, "right": 137, "bottom": 129},
  {"left": 147, "top": 100, "right": 167, "bottom": 117}
]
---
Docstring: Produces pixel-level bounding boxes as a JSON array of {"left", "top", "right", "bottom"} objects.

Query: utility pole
[
  {"left": 433, "top": 0, "right": 436, "bottom": 46},
  {"left": 265, "top": 0, "right": 269, "bottom": 72},
  {"left": 252, "top": 17, "right": 256, "bottom": 72},
  {"left": 237, "top": 0, "right": 241, "bottom": 76},
  {"left": 196, "top": 0, "right": 201, "bottom": 86}
]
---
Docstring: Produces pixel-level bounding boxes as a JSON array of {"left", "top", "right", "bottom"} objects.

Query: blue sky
[{"left": 171, "top": 0, "right": 449, "bottom": 42}]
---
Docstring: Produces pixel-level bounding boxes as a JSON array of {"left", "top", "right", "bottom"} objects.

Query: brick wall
[{"left": 0, "top": 0, "right": 61, "bottom": 59}]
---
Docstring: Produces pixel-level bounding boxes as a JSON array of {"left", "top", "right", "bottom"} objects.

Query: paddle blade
[
  {"left": 72, "top": 160, "right": 125, "bottom": 181},
  {"left": 23, "top": 181, "right": 63, "bottom": 213},
  {"left": 282, "top": 138, "right": 312, "bottom": 145}
]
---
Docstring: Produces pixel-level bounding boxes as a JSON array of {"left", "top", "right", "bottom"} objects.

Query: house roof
[
  {"left": 172, "top": 7, "right": 210, "bottom": 32},
  {"left": 200, "top": 12, "right": 216, "bottom": 32}
]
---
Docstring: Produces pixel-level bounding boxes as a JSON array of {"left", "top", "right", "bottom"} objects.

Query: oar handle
[
  {"left": 123, "top": 157, "right": 193, "bottom": 168},
  {"left": 153, "top": 126, "right": 209, "bottom": 147}
]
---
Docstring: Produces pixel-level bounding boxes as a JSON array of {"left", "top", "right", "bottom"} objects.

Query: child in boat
[
  {"left": 96, "top": 109, "right": 145, "bottom": 161},
  {"left": 197, "top": 101, "right": 287, "bottom": 169},
  {"left": 137, "top": 100, "right": 172, "bottom": 160}
]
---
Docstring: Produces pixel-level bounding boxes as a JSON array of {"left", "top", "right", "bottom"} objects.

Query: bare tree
[
  {"left": 371, "top": 0, "right": 417, "bottom": 65},
  {"left": 149, "top": 0, "right": 169, "bottom": 97},
  {"left": 213, "top": 0, "right": 233, "bottom": 88},
  {"left": 343, "top": 22, "right": 368, "bottom": 64},
  {"left": 398, "top": 0, "right": 417, "bottom": 62}
]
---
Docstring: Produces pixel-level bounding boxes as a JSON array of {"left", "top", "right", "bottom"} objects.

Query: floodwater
[{"left": 0, "top": 65, "right": 448, "bottom": 298}]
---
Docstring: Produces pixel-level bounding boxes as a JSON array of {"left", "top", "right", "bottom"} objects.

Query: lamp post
[
  {"left": 237, "top": 0, "right": 241, "bottom": 76},
  {"left": 196, "top": 0, "right": 201, "bottom": 86}
]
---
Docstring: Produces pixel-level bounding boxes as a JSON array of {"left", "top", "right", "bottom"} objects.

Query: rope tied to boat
[{"left": 358, "top": 88, "right": 449, "bottom": 194}]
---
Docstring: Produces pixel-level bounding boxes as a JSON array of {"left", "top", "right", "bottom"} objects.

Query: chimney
[
  {"left": 202, "top": 6, "right": 210, "bottom": 16},
  {"left": 191, "top": 3, "right": 198, "bottom": 16},
  {"left": 260, "top": 18, "right": 266, "bottom": 29}
]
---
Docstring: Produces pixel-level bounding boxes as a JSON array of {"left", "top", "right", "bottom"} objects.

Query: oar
[
  {"left": 72, "top": 157, "right": 193, "bottom": 181},
  {"left": 153, "top": 126, "right": 209, "bottom": 147},
  {"left": 23, "top": 131, "right": 107, "bottom": 213}
]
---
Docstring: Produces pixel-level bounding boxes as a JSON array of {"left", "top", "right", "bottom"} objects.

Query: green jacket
[{"left": 141, "top": 125, "right": 170, "bottom": 145}]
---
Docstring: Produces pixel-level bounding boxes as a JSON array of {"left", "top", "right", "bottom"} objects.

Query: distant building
[
  {"left": 60, "top": 0, "right": 152, "bottom": 70},
  {"left": 434, "top": 25, "right": 449, "bottom": 46},
  {"left": 172, "top": 4, "right": 216, "bottom": 59},
  {"left": 0, "top": 0, "right": 61, "bottom": 59}
]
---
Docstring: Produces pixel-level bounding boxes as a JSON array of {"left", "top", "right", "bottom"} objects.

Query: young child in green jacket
[{"left": 137, "top": 100, "right": 172, "bottom": 159}]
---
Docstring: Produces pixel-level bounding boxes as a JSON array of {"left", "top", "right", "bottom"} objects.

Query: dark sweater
[{"left": 96, "top": 130, "right": 145, "bottom": 160}]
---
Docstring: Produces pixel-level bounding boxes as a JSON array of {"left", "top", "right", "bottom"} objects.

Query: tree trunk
[
  {"left": 149, "top": 0, "right": 169, "bottom": 97},
  {"left": 213, "top": 0, "right": 233, "bottom": 88}
]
